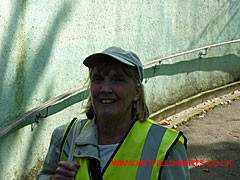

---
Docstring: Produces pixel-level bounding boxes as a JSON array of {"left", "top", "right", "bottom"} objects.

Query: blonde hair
[{"left": 84, "top": 58, "right": 149, "bottom": 121}]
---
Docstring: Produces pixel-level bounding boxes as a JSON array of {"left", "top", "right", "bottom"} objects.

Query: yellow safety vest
[{"left": 60, "top": 118, "right": 186, "bottom": 180}]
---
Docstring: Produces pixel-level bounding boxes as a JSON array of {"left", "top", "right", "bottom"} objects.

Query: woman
[{"left": 38, "top": 47, "right": 190, "bottom": 180}]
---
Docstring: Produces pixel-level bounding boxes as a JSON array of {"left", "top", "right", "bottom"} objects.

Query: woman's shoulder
[
  {"left": 51, "top": 118, "right": 89, "bottom": 141},
  {"left": 50, "top": 122, "right": 69, "bottom": 144},
  {"left": 51, "top": 118, "right": 82, "bottom": 143}
]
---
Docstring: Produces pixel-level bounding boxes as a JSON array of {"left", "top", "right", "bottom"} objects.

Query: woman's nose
[{"left": 100, "top": 80, "right": 112, "bottom": 93}]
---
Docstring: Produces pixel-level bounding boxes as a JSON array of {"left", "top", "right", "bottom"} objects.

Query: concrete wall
[{"left": 0, "top": 0, "right": 240, "bottom": 179}]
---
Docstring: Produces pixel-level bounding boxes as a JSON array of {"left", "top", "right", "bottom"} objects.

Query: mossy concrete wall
[{"left": 0, "top": 0, "right": 240, "bottom": 179}]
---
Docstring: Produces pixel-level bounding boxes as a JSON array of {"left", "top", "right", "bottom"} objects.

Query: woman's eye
[
  {"left": 92, "top": 76, "right": 103, "bottom": 82},
  {"left": 113, "top": 78, "right": 123, "bottom": 82}
]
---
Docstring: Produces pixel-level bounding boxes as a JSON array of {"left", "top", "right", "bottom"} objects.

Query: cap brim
[{"left": 83, "top": 53, "right": 135, "bottom": 68}]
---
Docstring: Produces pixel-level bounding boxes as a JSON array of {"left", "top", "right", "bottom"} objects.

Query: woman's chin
[{"left": 97, "top": 111, "right": 118, "bottom": 120}]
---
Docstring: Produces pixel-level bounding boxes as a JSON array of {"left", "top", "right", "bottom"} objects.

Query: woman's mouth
[{"left": 100, "top": 99, "right": 117, "bottom": 104}]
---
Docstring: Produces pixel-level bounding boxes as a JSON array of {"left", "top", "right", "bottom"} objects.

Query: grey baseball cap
[{"left": 83, "top": 46, "right": 144, "bottom": 82}]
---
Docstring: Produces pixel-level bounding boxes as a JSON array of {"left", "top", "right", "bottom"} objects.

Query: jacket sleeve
[
  {"left": 37, "top": 124, "right": 66, "bottom": 180},
  {"left": 160, "top": 141, "right": 190, "bottom": 180}
]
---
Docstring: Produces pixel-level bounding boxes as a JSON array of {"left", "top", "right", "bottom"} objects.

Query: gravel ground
[{"left": 176, "top": 97, "right": 240, "bottom": 180}]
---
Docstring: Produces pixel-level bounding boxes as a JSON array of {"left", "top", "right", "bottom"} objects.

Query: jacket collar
[{"left": 74, "top": 118, "right": 100, "bottom": 161}]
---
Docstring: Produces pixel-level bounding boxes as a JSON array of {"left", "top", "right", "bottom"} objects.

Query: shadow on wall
[
  {"left": 188, "top": 142, "right": 240, "bottom": 180},
  {"left": 144, "top": 54, "right": 240, "bottom": 81},
  {"left": 144, "top": 54, "right": 240, "bottom": 112},
  {"left": 189, "top": 1, "right": 240, "bottom": 49},
  {"left": 0, "top": 0, "right": 76, "bottom": 179},
  {"left": 0, "top": 2, "right": 21, "bottom": 92},
  {"left": 216, "top": 2, "right": 240, "bottom": 42}
]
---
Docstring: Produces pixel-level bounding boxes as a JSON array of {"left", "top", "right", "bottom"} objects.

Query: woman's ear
[{"left": 133, "top": 85, "right": 142, "bottom": 101}]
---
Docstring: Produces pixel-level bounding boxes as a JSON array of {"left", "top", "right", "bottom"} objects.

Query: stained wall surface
[{"left": 0, "top": 0, "right": 240, "bottom": 179}]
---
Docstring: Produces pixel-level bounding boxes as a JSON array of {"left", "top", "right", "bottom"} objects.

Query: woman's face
[{"left": 90, "top": 65, "right": 140, "bottom": 121}]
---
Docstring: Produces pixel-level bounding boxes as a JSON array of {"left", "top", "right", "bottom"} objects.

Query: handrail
[
  {"left": 143, "top": 39, "right": 240, "bottom": 67},
  {"left": 1, "top": 39, "right": 240, "bottom": 138},
  {"left": 0, "top": 86, "right": 88, "bottom": 137}
]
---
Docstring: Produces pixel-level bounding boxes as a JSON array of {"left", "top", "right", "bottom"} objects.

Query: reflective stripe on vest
[
  {"left": 60, "top": 119, "right": 186, "bottom": 180},
  {"left": 135, "top": 124, "right": 167, "bottom": 179}
]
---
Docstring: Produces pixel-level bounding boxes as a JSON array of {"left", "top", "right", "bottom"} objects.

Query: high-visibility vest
[{"left": 60, "top": 118, "right": 186, "bottom": 180}]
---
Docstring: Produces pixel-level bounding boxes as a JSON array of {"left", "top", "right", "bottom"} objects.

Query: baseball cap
[{"left": 83, "top": 46, "right": 144, "bottom": 82}]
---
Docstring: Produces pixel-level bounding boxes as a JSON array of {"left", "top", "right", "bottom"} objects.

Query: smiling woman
[
  {"left": 38, "top": 47, "right": 190, "bottom": 180},
  {"left": 88, "top": 59, "right": 144, "bottom": 145},
  {"left": 85, "top": 58, "right": 148, "bottom": 119}
]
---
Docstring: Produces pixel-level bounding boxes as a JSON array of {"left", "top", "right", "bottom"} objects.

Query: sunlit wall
[{"left": 0, "top": 0, "right": 239, "bottom": 179}]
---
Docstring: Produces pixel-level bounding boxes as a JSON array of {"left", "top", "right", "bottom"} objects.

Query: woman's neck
[{"left": 97, "top": 115, "right": 132, "bottom": 145}]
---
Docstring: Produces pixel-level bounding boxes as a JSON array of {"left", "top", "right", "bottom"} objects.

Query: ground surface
[{"left": 176, "top": 98, "right": 240, "bottom": 179}]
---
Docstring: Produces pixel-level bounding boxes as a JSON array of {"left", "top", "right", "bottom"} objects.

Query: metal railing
[
  {"left": 0, "top": 86, "right": 89, "bottom": 137},
  {"left": 1, "top": 39, "right": 240, "bottom": 138},
  {"left": 143, "top": 39, "right": 240, "bottom": 67}
]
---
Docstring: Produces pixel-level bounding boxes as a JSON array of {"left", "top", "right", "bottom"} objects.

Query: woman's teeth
[{"left": 100, "top": 99, "right": 115, "bottom": 104}]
